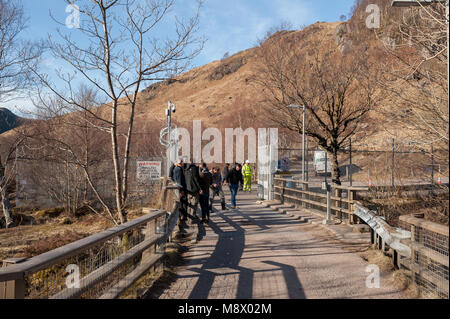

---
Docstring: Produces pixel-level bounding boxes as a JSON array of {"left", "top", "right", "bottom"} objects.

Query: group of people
[{"left": 170, "top": 159, "right": 253, "bottom": 224}]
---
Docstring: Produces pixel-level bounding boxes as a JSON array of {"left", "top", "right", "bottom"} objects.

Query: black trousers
[{"left": 199, "top": 192, "right": 210, "bottom": 220}]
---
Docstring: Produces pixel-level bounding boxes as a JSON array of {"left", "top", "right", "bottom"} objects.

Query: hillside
[
  {"left": 130, "top": 21, "right": 390, "bottom": 145},
  {"left": 0, "top": 108, "right": 24, "bottom": 134}
]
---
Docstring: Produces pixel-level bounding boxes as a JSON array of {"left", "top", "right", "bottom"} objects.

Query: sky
[{"left": 5, "top": 0, "right": 356, "bottom": 115}]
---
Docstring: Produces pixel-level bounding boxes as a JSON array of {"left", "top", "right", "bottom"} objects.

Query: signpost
[{"left": 137, "top": 161, "right": 162, "bottom": 182}]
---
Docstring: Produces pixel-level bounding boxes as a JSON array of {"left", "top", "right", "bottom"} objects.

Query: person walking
[
  {"left": 242, "top": 160, "right": 253, "bottom": 192},
  {"left": 210, "top": 167, "right": 226, "bottom": 211},
  {"left": 226, "top": 163, "right": 243, "bottom": 209},
  {"left": 184, "top": 160, "right": 201, "bottom": 221},
  {"left": 199, "top": 163, "right": 212, "bottom": 223},
  {"left": 222, "top": 163, "right": 230, "bottom": 183},
  {"left": 172, "top": 158, "right": 188, "bottom": 221}
]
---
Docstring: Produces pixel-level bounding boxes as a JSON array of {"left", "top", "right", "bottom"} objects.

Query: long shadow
[
  {"left": 158, "top": 192, "right": 315, "bottom": 299},
  {"left": 263, "top": 261, "right": 306, "bottom": 299},
  {"left": 188, "top": 216, "right": 248, "bottom": 298},
  {"left": 187, "top": 197, "right": 308, "bottom": 299}
]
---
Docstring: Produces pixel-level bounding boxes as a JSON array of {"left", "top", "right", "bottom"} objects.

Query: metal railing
[
  {"left": 0, "top": 183, "right": 181, "bottom": 299},
  {"left": 353, "top": 204, "right": 448, "bottom": 299},
  {"left": 273, "top": 175, "right": 448, "bottom": 299}
]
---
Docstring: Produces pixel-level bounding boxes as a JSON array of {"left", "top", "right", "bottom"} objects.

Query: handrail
[
  {"left": 0, "top": 210, "right": 166, "bottom": 282},
  {"left": 0, "top": 182, "right": 182, "bottom": 299},
  {"left": 273, "top": 177, "right": 369, "bottom": 192},
  {"left": 399, "top": 215, "right": 449, "bottom": 237}
]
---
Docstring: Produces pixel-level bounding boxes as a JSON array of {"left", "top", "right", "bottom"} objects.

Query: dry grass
[
  {"left": 360, "top": 249, "right": 394, "bottom": 273},
  {"left": 360, "top": 249, "right": 424, "bottom": 298},
  {"left": 0, "top": 204, "right": 155, "bottom": 261},
  {"left": 361, "top": 191, "right": 449, "bottom": 226}
]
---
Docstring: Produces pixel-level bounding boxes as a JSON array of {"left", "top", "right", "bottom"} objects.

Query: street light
[
  {"left": 391, "top": 0, "right": 449, "bottom": 119},
  {"left": 287, "top": 105, "right": 308, "bottom": 182},
  {"left": 160, "top": 101, "right": 177, "bottom": 177}
]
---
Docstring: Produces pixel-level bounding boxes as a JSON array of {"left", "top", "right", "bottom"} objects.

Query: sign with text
[{"left": 137, "top": 161, "right": 162, "bottom": 181}]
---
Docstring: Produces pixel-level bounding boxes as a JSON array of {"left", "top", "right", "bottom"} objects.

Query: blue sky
[{"left": 6, "top": 0, "right": 356, "bottom": 114}]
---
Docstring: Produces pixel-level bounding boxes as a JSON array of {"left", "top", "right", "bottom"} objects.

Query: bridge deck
[{"left": 149, "top": 191, "right": 408, "bottom": 299}]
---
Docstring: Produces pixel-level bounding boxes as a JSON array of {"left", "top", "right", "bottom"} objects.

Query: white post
[{"left": 302, "top": 108, "right": 306, "bottom": 182}]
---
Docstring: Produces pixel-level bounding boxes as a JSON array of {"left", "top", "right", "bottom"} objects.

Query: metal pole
[
  {"left": 305, "top": 136, "right": 309, "bottom": 181},
  {"left": 325, "top": 151, "right": 328, "bottom": 184},
  {"left": 302, "top": 108, "right": 306, "bottom": 182},
  {"left": 349, "top": 138, "right": 353, "bottom": 187},
  {"left": 447, "top": 1, "right": 449, "bottom": 125},
  {"left": 392, "top": 138, "right": 395, "bottom": 187},
  {"left": 326, "top": 187, "right": 331, "bottom": 222},
  {"left": 431, "top": 143, "right": 434, "bottom": 184}
]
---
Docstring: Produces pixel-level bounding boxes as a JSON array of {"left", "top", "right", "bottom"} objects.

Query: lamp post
[
  {"left": 391, "top": 0, "right": 449, "bottom": 119},
  {"left": 160, "top": 101, "right": 177, "bottom": 177},
  {"left": 288, "top": 105, "right": 307, "bottom": 182}
]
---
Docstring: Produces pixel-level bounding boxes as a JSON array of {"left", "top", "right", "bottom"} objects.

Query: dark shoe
[{"left": 221, "top": 202, "right": 226, "bottom": 210}]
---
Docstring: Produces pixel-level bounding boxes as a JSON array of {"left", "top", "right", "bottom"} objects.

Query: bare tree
[
  {"left": 31, "top": 0, "right": 204, "bottom": 224},
  {"left": 254, "top": 33, "right": 379, "bottom": 185},
  {"left": 0, "top": 0, "right": 41, "bottom": 102},
  {"left": 0, "top": 0, "right": 42, "bottom": 227},
  {"left": 375, "top": 2, "right": 448, "bottom": 165}
]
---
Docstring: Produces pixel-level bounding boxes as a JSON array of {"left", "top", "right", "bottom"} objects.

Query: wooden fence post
[
  {"left": 335, "top": 188, "right": 342, "bottom": 221},
  {"left": 348, "top": 190, "right": 355, "bottom": 224},
  {"left": 0, "top": 258, "right": 26, "bottom": 299}
]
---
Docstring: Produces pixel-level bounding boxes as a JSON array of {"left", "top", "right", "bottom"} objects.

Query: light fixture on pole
[
  {"left": 160, "top": 101, "right": 177, "bottom": 177},
  {"left": 287, "top": 104, "right": 307, "bottom": 182}
]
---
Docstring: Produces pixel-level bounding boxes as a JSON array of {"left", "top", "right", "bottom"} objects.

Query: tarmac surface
[{"left": 152, "top": 190, "right": 409, "bottom": 299}]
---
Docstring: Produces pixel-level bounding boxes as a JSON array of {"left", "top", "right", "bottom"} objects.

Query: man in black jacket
[
  {"left": 226, "top": 163, "right": 243, "bottom": 209},
  {"left": 184, "top": 161, "right": 202, "bottom": 220},
  {"left": 199, "top": 164, "right": 212, "bottom": 223},
  {"left": 222, "top": 163, "right": 230, "bottom": 183},
  {"left": 172, "top": 158, "right": 187, "bottom": 221}
]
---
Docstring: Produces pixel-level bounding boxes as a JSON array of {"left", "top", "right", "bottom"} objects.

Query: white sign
[{"left": 137, "top": 161, "right": 161, "bottom": 181}]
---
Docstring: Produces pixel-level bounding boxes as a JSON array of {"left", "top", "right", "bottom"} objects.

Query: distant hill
[{"left": 0, "top": 108, "right": 24, "bottom": 134}]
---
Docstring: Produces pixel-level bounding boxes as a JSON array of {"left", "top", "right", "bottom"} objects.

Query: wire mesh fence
[
  {"left": 14, "top": 156, "right": 167, "bottom": 212},
  {"left": 0, "top": 208, "right": 175, "bottom": 299},
  {"left": 399, "top": 215, "right": 449, "bottom": 299},
  {"left": 279, "top": 138, "right": 448, "bottom": 188}
]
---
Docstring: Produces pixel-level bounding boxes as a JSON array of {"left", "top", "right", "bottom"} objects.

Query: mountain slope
[{"left": 0, "top": 108, "right": 24, "bottom": 134}]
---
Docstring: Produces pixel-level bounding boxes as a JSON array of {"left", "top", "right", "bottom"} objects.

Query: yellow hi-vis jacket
[{"left": 243, "top": 164, "right": 252, "bottom": 176}]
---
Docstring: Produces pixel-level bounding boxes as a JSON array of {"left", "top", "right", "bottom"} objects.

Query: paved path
[{"left": 153, "top": 191, "right": 408, "bottom": 299}]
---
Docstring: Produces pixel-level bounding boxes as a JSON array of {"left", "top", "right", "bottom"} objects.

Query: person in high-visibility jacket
[{"left": 242, "top": 160, "right": 253, "bottom": 192}]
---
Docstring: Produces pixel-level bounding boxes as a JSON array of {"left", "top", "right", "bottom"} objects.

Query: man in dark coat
[
  {"left": 184, "top": 161, "right": 202, "bottom": 220},
  {"left": 172, "top": 158, "right": 187, "bottom": 221},
  {"left": 199, "top": 163, "right": 212, "bottom": 223},
  {"left": 222, "top": 163, "right": 230, "bottom": 183},
  {"left": 210, "top": 167, "right": 226, "bottom": 211},
  {"left": 226, "top": 163, "right": 243, "bottom": 209}
]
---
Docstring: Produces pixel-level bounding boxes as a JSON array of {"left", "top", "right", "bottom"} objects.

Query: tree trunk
[
  {"left": 110, "top": 108, "right": 126, "bottom": 224},
  {"left": 1, "top": 189, "right": 14, "bottom": 228},
  {"left": 330, "top": 150, "right": 341, "bottom": 185}
]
